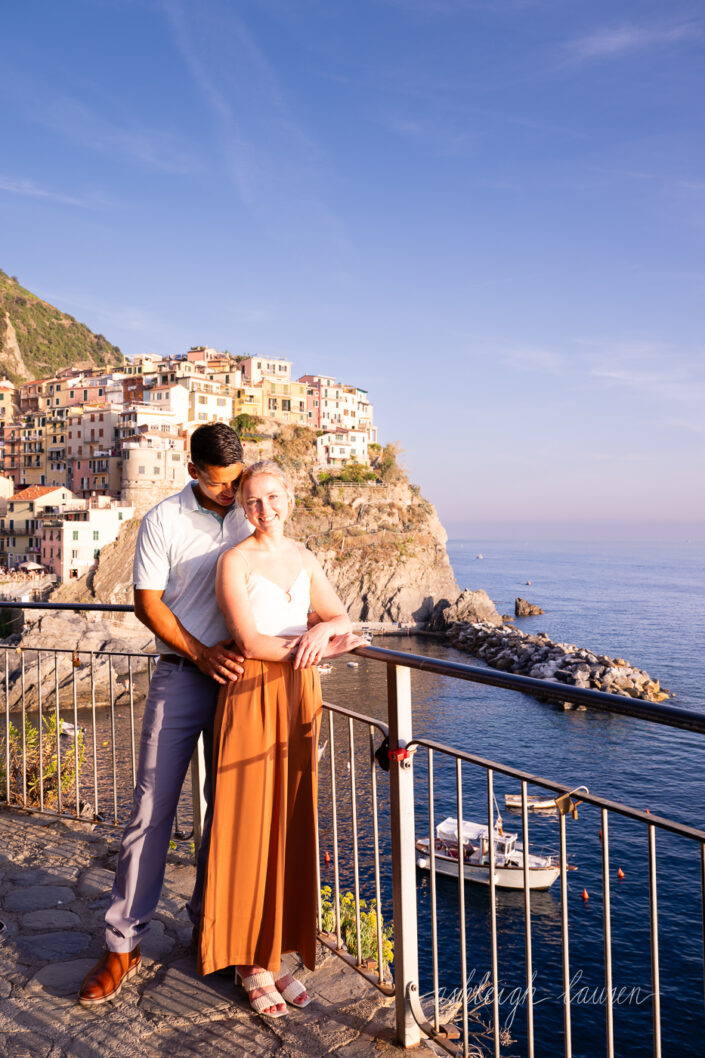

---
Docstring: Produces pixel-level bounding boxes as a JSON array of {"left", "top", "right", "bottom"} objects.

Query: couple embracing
[{"left": 77, "top": 422, "right": 361, "bottom": 1019}]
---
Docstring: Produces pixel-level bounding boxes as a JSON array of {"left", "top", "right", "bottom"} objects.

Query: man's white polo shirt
[{"left": 133, "top": 480, "right": 253, "bottom": 656}]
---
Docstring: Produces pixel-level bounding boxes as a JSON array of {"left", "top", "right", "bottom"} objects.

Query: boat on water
[
  {"left": 318, "top": 662, "right": 333, "bottom": 674},
  {"left": 59, "top": 720, "right": 84, "bottom": 738},
  {"left": 504, "top": 793, "right": 557, "bottom": 813},
  {"left": 346, "top": 660, "right": 359, "bottom": 668},
  {"left": 415, "top": 816, "right": 563, "bottom": 891}
]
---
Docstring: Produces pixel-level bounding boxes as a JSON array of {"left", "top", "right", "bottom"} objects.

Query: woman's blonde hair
[{"left": 237, "top": 460, "right": 296, "bottom": 514}]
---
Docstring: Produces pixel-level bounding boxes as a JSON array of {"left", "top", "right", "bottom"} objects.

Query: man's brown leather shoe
[{"left": 77, "top": 947, "right": 141, "bottom": 1006}]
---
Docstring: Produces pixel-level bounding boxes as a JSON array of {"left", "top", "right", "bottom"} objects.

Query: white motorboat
[
  {"left": 346, "top": 660, "right": 359, "bottom": 668},
  {"left": 59, "top": 720, "right": 84, "bottom": 738},
  {"left": 415, "top": 816, "right": 562, "bottom": 891},
  {"left": 504, "top": 793, "right": 557, "bottom": 813},
  {"left": 318, "top": 662, "right": 333, "bottom": 674}
]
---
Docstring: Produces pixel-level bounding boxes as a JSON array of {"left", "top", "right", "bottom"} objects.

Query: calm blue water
[{"left": 317, "top": 540, "right": 705, "bottom": 1058}]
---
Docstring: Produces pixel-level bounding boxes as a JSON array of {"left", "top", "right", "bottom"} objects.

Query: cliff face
[
  {"left": 257, "top": 428, "right": 459, "bottom": 622},
  {"left": 0, "top": 269, "right": 123, "bottom": 383},
  {"left": 0, "top": 312, "right": 30, "bottom": 382},
  {"left": 45, "top": 426, "right": 459, "bottom": 626}
]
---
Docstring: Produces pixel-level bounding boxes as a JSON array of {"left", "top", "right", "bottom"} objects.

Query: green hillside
[{"left": 0, "top": 269, "right": 123, "bottom": 383}]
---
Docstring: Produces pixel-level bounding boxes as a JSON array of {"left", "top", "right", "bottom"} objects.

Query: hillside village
[{"left": 0, "top": 346, "right": 380, "bottom": 582}]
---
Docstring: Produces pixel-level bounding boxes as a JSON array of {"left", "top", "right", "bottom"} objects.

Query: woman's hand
[
  {"left": 293, "top": 623, "right": 334, "bottom": 670},
  {"left": 322, "top": 632, "right": 366, "bottom": 658}
]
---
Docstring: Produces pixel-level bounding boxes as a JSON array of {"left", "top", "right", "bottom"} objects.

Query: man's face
[{"left": 188, "top": 461, "right": 243, "bottom": 510}]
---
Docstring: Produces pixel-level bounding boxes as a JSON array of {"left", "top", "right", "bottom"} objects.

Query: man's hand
[{"left": 194, "top": 640, "right": 245, "bottom": 684}]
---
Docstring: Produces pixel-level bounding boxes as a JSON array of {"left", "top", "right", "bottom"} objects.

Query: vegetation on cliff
[{"left": 0, "top": 269, "right": 123, "bottom": 383}]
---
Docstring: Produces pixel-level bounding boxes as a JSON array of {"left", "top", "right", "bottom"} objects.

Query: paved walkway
[{"left": 0, "top": 807, "right": 434, "bottom": 1057}]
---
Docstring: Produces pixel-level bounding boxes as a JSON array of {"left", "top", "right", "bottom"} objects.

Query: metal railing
[
  {"left": 1, "top": 602, "right": 704, "bottom": 1056},
  {"left": 0, "top": 602, "right": 197, "bottom": 842}
]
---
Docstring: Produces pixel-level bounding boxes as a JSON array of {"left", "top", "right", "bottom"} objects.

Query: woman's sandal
[
  {"left": 236, "top": 970, "right": 287, "bottom": 1019},
  {"left": 275, "top": 973, "right": 312, "bottom": 1008}
]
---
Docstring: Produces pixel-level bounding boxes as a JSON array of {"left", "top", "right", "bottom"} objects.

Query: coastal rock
[
  {"left": 442, "top": 621, "right": 670, "bottom": 705},
  {"left": 428, "top": 589, "right": 502, "bottom": 631},
  {"left": 515, "top": 597, "right": 545, "bottom": 617}
]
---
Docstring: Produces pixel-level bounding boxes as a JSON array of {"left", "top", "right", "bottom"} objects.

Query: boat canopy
[{"left": 437, "top": 817, "right": 492, "bottom": 845}]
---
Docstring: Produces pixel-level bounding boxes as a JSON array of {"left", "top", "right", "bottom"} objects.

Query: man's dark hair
[{"left": 190, "top": 423, "right": 244, "bottom": 469}]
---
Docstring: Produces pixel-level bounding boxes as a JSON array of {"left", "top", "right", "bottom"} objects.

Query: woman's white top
[{"left": 246, "top": 567, "right": 310, "bottom": 637}]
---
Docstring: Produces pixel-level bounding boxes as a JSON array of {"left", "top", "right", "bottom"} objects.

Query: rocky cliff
[{"left": 261, "top": 427, "right": 459, "bottom": 622}]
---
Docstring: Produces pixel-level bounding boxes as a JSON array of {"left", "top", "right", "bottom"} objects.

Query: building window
[
  {"left": 138, "top": 466, "right": 145, "bottom": 474},
  {"left": 73, "top": 530, "right": 79, "bottom": 541},
  {"left": 93, "top": 531, "right": 99, "bottom": 541}
]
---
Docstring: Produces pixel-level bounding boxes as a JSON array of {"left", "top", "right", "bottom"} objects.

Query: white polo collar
[{"left": 179, "top": 480, "right": 241, "bottom": 522}]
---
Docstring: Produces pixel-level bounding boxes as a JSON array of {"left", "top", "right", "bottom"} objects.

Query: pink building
[{"left": 298, "top": 374, "right": 337, "bottom": 429}]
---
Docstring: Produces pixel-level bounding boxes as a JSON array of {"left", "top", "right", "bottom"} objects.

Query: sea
[{"left": 316, "top": 539, "right": 705, "bottom": 1058}]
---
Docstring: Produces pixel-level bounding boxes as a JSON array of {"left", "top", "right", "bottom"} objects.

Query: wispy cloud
[
  {"left": 161, "top": 0, "right": 325, "bottom": 203},
  {"left": 502, "top": 346, "right": 565, "bottom": 374},
  {"left": 39, "top": 94, "right": 199, "bottom": 175},
  {"left": 0, "top": 177, "right": 112, "bottom": 209},
  {"left": 584, "top": 339, "right": 705, "bottom": 407},
  {"left": 568, "top": 22, "right": 698, "bottom": 62}
]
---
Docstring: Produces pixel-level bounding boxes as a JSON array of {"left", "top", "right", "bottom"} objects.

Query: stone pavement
[{"left": 0, "top": 807, "right": 439, "bottom": 1058}]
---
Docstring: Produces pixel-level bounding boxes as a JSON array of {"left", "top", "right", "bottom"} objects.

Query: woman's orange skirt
[{"left": 198, "top": 659, "right": 322, "bottom": 975}]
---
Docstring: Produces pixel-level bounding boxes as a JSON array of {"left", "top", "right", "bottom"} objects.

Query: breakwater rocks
[{"left": 443, "top": 621, "right": 671, "bottom": 704}]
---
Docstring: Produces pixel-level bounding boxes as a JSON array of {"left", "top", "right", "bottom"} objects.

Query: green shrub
[
  {"left": 231, "top": 412, "right": 262, "bottom": 437},
  {"left": 0, "top": 713, "right": 85, "bottom": 809},
  {"left": 320, "top": 885, "right": 394, "bottom": 976}
]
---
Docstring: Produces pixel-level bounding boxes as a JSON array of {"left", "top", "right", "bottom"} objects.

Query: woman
[{"left": 198, "top": 460, "right": 361, "bottom": 1018}]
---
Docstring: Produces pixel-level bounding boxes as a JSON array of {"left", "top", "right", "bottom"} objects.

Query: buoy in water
[
  {"left": 582, "top": 888, "right": 589, "bottom": 901},
  {"left": 324, "top": 851, "right": 330, "bottom": 865},
  {"left": 617, "top": 868, "right": 625, "bottom": 880},
  {"left": 599, "top": 829, "right": 602, "bottom": 841}
]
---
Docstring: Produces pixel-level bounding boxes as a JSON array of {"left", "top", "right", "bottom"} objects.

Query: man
[{"left": 78, "top": 422, "right": 252, "bottom": 1006}]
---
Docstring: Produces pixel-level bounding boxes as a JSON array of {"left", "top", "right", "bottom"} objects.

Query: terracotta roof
[{"left": 12, "top": 485, "right": 69, "bottom": 501}]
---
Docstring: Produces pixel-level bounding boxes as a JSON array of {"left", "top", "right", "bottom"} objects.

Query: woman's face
[{"left": 242, "top": 473, "right": 291, "bottom": 532}]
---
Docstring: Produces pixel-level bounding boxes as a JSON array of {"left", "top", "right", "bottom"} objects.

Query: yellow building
[
  {"left": 232, "top": 385, "right": 264, "bottom": 420},
  {"left": 260, "top": 378, "right": 308, "bottom": 426}
]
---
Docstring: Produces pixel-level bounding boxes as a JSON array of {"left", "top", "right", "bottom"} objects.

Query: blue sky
[{"left": 2, "top": 0, "right": 704, "bottom": 539}]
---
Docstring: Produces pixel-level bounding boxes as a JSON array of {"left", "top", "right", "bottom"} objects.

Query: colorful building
[
  {"left": 316, "top": 428, "right": 370, "bottom": 468},
  {"left": 0, "top": 484, "right": 80, "bottom": 569},
  {"left": 40, "top": 500, "right": 134, "bottom": 582}
]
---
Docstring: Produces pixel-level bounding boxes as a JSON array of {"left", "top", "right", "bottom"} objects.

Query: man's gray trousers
[{"left": 105, "top": 659, "right": 219, "bottom": 953}]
